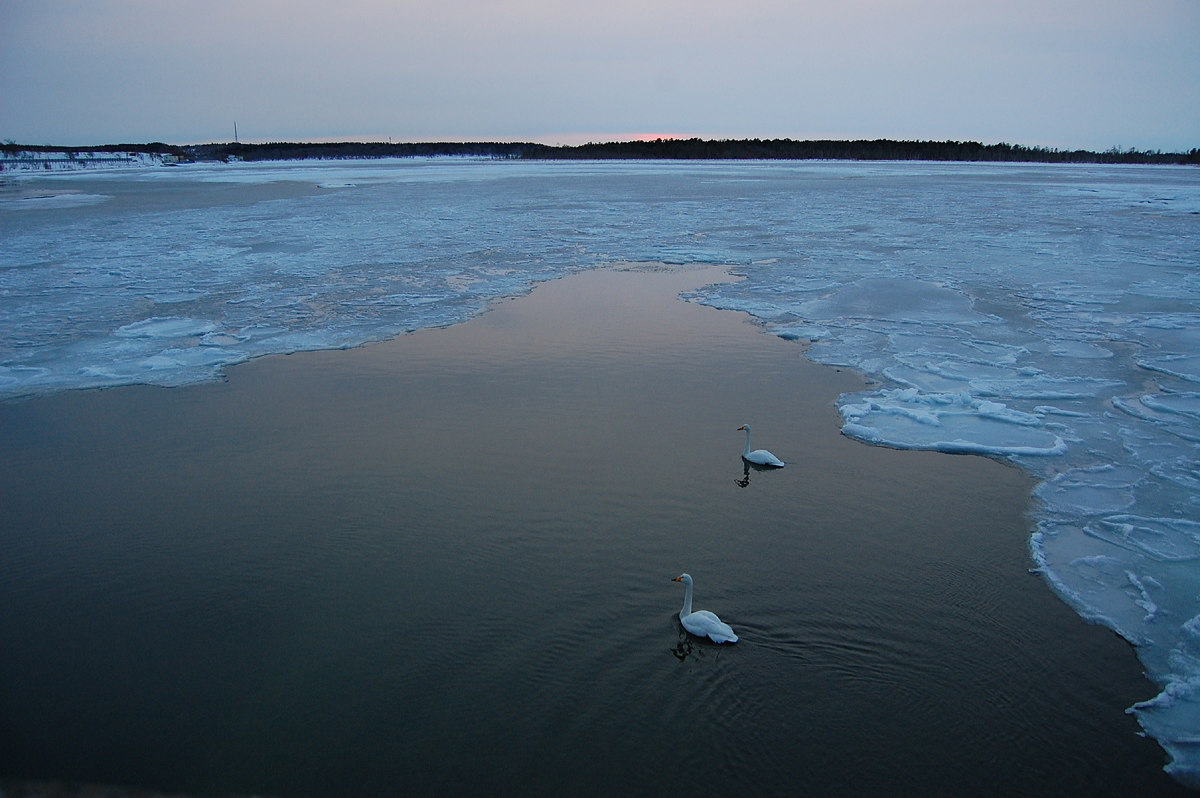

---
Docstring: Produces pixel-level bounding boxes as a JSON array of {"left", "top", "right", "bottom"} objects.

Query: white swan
[
  {"left": 672, "top": 573, "right": 739, "bottom": 644},
  {"left": 738, "top": 424, "right": 784, "bottom": 467}
]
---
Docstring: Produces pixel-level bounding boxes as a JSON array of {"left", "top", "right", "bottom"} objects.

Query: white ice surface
[{"left": 2, "top": 158, "right": 1198, "bottom": 785}]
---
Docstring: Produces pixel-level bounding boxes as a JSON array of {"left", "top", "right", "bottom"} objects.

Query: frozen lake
[{"left": 1, "top": 158, "right": 1198, "bottom": 788}]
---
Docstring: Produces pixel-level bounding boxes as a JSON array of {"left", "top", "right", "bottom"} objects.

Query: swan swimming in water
[
  {"left": 672, "top": 573, "right": 739, "bottom": 644},
  {"left": 738, "top": 424, "right": 784, "bottom": 468}
]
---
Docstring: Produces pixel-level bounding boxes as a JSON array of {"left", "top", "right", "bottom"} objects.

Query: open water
[{"left": 0, "top": 267, "right": 1185, "bottom": 796}]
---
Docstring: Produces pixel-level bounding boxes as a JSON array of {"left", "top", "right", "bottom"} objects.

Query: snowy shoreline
[{"left": 0, "top": 150, "right": 178, "bottom": 173}]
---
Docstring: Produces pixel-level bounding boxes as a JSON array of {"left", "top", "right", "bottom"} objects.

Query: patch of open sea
[{"left": 1, "top": 158, "right": 1198, "bottom": 790}]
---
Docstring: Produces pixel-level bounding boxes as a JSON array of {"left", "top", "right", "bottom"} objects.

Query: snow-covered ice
[{"left": 1, "top": 157, "right": 1198, "bottom": 785}]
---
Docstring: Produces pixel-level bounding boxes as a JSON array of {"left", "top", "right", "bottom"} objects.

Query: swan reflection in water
[
  {"left": 670, "top": 629, "right": 729, "bottom": 662},
  {"left": 672, "top": 628, "right": 734, "bottom": 657},
  {"left": 671, "top": 633, "right": 695, "bottom": 661},
  {"left": 736, "top": 458, "right": 783, "bottom": 488}
]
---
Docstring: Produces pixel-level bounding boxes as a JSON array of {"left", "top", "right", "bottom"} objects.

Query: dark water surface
[{"left": 0, "top": 266, "right": 1185, "bottom": 797}]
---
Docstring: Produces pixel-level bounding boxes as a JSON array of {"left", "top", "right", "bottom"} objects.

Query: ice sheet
[{"left": 1, "top": 158, "right": 1198, "bottom": 786}]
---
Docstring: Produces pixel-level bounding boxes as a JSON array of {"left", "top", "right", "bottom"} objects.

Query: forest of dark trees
[
  {"left": 5, "top": 138, "right": 1198, "bottom": 165},
  {"left": 527, "top": 138, "right": 1199, "bottom": 164},
  {"left": 186, "top": 138, "right": 1200, "bottom": 165}
]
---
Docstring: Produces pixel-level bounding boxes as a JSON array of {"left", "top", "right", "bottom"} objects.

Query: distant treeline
[
  {"left": 549, "top": 138, "right": 1200, "bottom": 164},
  {"left": 186, "top": 138, "right": 1200, "bottom": 165},
  {"left": 187, "top": 141, "right": 543, "bottom": 161},
  {"left": 5, "top": 138, "right": 1198, "bottom": 165}
]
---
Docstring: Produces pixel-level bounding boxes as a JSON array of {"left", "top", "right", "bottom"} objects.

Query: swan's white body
[
  {"left": 738, "top": 424, "right": 784, "bottom": 467},
  {"left": 673, "top": 573, "right": 738, "bottom": 644}
]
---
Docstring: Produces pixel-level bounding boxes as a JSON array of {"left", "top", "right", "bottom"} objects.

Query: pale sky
[{"left": 2, "top": 0, "right": 1197, "bottom": 151}]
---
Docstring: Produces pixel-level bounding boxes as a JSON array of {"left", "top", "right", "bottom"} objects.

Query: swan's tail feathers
[
  {"left": 745, "top": 451, "right": 786, "bottom": 468},
  {"left": 708, "top": 618, "right": 739, "bottom": 644}
]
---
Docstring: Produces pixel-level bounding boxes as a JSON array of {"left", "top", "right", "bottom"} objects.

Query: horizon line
[{"left": 5, "top": 135, "right": 1195, "bottom": 155}]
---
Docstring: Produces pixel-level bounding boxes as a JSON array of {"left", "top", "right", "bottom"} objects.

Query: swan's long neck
[
  {"left": 680, "top": 580, "right": 694, "bottom": 618},
  {"left": 742, "top": 427, "right": 752, "bottom": 457}
]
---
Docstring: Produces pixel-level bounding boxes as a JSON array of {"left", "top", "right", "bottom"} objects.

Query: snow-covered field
[{"left": 1, "top": 157, "right": 1198, "bottom": 785}]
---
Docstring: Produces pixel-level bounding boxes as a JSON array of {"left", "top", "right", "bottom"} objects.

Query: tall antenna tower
[{"left": 234, "top": 122, "right": 239, "bottom": 143}]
